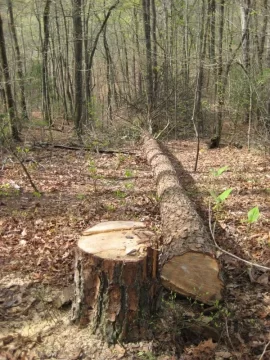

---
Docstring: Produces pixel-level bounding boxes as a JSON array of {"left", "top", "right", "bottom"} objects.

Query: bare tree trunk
[
  {"left": 55, "top": 3, "right": 69, "bottom": 122},
  {"left": 0, "top": 67, "right": 7, "bottom": 113},
  {"left": 6, "top": 0, "right": 28, "bottom": 122},
  {"left": 72, "top": 0, "right": 83, "bottom": 138},
  {"left": 195, "top": 0, "right": 208, "bottom": 134},
  {"left": 134, "top": 7, "right": 143, "bottom": 99},
  {"left": 103, "top": 24, "right": 113, "bottom": 123},
  {"left": 211, "top": 0, "right": 250, "bottom": 148},
  {"left": 213, "top": 0, "right": 225, "bottom": 148},
  {"left": 142, "top": 0, "right": 153, "bottom": 132},
  {"left": 60, "top": 0, "right": 74, "bottom": 115},
  {"left": 42, "top": 0, "right": 52, "bottom": 125},
  {"left": 0, "top": 13, "right": 20, "bottom": 141},
  {"left": 183, "top": 0, "right": 190, "bottom": 83},
  {"left": 151, "top": 0, "right": 158, "bottom": 100},
  {"left": 240, "top": 0, "right": 251, "bottom": 123},
  {"left": 208, "top": 0, "right": 216, "bottom": 117},
  {"left": 84, "top": 1, "right": 119, "bottom": 128}
]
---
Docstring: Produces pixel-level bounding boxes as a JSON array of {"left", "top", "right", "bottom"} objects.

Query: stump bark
[
  {"left": 143, "top": 134, "right": 224, "bottom": 304},
  {"left": 72, "top": 221, "right": 159, "bottom": 343}
]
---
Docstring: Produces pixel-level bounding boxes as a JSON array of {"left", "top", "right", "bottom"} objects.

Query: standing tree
[
  {"left": 72, "top": 0, "right": 83, "bottom": 137},
  {"left": 0, "top": 13, "right": 20, "bottom": 141},
  {"left": 142, "top": 0, "right": 154, "bottom": 132},
  {"left": 42, "top": 0, "right": 52, "bottom": 125},
  {"left": 7, "top": 0, "right": 28, "bottom": 122},
  {"left": 240, "top": 0, "right": 251, "bottom": 124}
]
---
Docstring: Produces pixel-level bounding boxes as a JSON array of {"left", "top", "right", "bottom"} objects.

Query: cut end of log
[{"left": 161, "top": 252, "right": 223, "bottom": 305}]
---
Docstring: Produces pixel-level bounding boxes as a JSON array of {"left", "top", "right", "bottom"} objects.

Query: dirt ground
[{"left": 0, "top": 131, "right": 269, "bottom": 359}]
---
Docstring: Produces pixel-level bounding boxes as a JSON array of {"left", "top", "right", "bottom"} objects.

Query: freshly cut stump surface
[{"left": 72, "top": 221, "right": 159, "bottom": 343}]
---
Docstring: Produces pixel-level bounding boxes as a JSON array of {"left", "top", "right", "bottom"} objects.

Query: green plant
[
  {"left": 116, "top": 154, "right": 127, "bottom": 169},
  {"left": 114, "top": 190, "right": 127, "bottom": 199},
  {"left": 124, "top": 182, "right": 134, "bottom": 190},
  {"left": 33, "top": 191, "right": 42, "bottom": 198},
  {"left": 246, "top": 206, "right": 260, "bottom": 224},
  {"left": 124, "top": 169, "right": 133, "bottom": 178},
  {"left": 0, "top": 183, "right": 20, "bottom": 196},
  {"left": 207, "top": 300, "right": 231, "bottom": 327},
  {"left": 137, "top": 351, "right": 156, "bottom": 360},
  {"left": 76, "top": 194, "right": 86, "bottom": 200},
  {"left": 88, "top": 159, "right": 102, "bottom": 193},
  {"left": 210, "top": 188, "right": 233, "bottom": 210},
  {"left": 105, "top": 203, "right": 116, "bottom": 212},
  {"left": 210, "top": 165, "right": 229, "bottom": 177}
]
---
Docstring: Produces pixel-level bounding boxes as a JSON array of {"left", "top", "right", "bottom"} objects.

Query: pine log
[
  {"left": 72, "top": 221, "right": 159, "bottom": 343},
  {"left": 143, "top": 134, "right": 224, "bottom": 304}
]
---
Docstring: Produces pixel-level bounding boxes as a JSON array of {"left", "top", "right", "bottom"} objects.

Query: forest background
[{"left": 0, "top": 0, "right": 270, "bottom": 147}]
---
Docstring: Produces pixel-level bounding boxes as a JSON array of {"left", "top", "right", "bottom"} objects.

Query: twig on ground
[
  {"left": 225, "top": 317, "right": 239, "bottom": 359},
  {"left": 208, "top": 203, "right": 270, "bottom": 271},
  {"left": 259, "top": 340, "right": 270, "bottom": 360}
]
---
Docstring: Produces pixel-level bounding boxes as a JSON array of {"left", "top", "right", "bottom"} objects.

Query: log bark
[
  {"left": 72, "top": 221, "right": 159, "bottom": 343},
  {"left": 143, "top": 134, "right": 224, "bottom": 304}
]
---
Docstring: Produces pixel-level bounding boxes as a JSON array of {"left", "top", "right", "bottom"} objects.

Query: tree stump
[
  {"left": 143, "top": 133, "right": 224, "bottom": 305},
  {"left": 72, "top": 221, "right": 159, "bottom": 343}
]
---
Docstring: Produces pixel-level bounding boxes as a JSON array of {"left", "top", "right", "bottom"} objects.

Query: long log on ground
[{"left": 143, "top": 133, "right": 224, "bottom": 304}]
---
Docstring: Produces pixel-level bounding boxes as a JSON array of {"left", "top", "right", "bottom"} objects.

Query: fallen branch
[
  {"left": 6, "top": 147, "right": 41, "bottom": 194},
  {"left": 33, "top": 143, "right": 136, "bottom": 155},
  {"left": 208, "top": 204, "right": 270, "bottom": 271},
  {"left": 259, "top": 340, "right": 270, "bottom": 360}
]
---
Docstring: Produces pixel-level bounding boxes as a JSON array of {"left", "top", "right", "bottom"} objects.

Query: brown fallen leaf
[
  {"left": 215, "top": 351, "right": 232, "bottom": 359},
  {"left": 256, "top": 273, "right": 269, "bottom": 285}
]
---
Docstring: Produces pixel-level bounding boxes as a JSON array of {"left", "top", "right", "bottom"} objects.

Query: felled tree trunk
[
  {"left": 72, "top": 221, "right": 159, "bottom": 343},
  {"left": 143, "top": 133, "right": 224, "bottom": 304}
]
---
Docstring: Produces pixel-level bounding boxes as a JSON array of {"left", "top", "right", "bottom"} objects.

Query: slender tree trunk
[
  {"left": 240, "top": 0, "right": 251, "bottom": 123},
  {"left": 183, "top": 0, "right": 190, "bottom": 83},
  {"left": 142, "top": 0, "right": 153, "bottom": 132},
  {"left": 84, "top": 1, "right": 119, "bottom": 128},
  {"left": 42, "top": 0, "right": 52, "bottom": 125},
  {"left": 0, "top": 13, "right": 20, "bottom": 141},
  {"left": 0, "top": 67, "right": 7, "bottom": 113},
  {"left": 196, "top": 0, "right": 208, "bottom": 134},
  {"left": 7, "top": 0, "right": 28, "bottom": 122},
  {"left": 134, "top": 7, "right": 143, "bottom": 99},
  {"left": 103, "top": 24, "right": 113, "bottom": 122},
  {"left": 60, "top": 0, "right": 74, "bottom": 115},
  {"left": 72, "top": 0, "right": 83, "bottom": 137},
  {"left": 258, "top": 0, "right": 268, "bottom": 72},
  {"left": 214, "top": 0, "right": 225, "bottom": 147},
  {"left": 208, "top": 0, "right": 216, "bottom": 114},
  {"left": 151, "top": 0, "right": 158, "bottom": 100},
  {"left": 55, "top": 3, "right": 69, "bottom": 122}
]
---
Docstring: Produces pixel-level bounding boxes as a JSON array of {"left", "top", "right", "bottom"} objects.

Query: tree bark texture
[
  {"left": 72, "top": 0, "right": 83, "bottom": 136},
  {"left": 0, "top": 13, "right": 20, "bottom": 141},
  {"left": 72, "top": 221, "right": 159, "bottom": 343},
  {"left": 143, "top": 133, "right": 223, "bottom": 304},
  {"left": 42, "top": 0, "right": 52, "bottom": 125},
  {"left": 142, "top": 0, "right": 153, "bottom": 131},
  {"left": 7, "top": 0, "right": 28, "bottom": 121}
]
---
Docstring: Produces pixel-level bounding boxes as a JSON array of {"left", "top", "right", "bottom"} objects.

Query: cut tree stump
[
  {"left": 72, "top": 221, "right": 159, "bottom": 343},
  {"left": 143, "top": 133, "right": 224, "bottom": 304}
]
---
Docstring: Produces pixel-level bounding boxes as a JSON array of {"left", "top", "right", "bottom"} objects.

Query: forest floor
[{"left": 0, "top": 127, "right": 270, "bottom": 359}]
